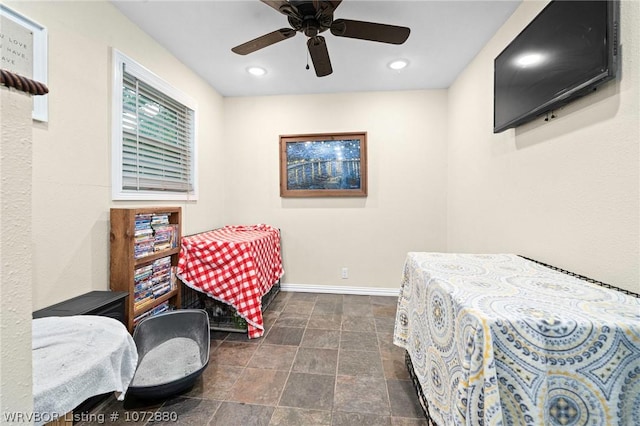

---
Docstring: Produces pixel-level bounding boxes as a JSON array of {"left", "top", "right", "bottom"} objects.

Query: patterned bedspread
[
  {"left": 393, "top": 253, "right": 640, "bottom": 426},
  {"left": 177, "top": 224, "right": 283, "bottom": 338}
]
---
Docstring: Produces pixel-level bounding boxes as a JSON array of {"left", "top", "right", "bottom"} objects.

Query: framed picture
[
  {"left": 0, "top": 5, "right": 48, "bottom": 122},
  {"left": 279, "top": 132, "right": 367, "bottom": 198}
]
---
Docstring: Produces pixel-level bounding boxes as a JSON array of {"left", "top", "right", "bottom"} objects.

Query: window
[{"left": 112, "top": 49, "right": 197, "bottom": 200}]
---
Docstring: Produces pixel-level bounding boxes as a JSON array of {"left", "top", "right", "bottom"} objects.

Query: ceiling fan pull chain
[{"left": 306, "top": 50, "right": 310, "bottom": 70}]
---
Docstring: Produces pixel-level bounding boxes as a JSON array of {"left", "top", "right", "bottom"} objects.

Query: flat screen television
[{"left": 493, "top": 0, "right": 619, "bottom": 133}]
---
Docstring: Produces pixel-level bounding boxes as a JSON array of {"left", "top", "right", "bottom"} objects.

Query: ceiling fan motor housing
[{"left": 287, "top": 2, "right": 333, "bottom": 37}]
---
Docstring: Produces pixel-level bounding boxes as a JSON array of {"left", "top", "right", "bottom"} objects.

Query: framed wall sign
[
  {"left": 279, "top": 132, "right": 367, "bottom": 198},
  {"left": 0, "top": 5, "right": 48, "bottom": 121}
]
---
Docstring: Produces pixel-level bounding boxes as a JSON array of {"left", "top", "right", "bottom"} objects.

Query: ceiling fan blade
[
  {"left": 330, "top": 19, "right": 410, "bottom": 45},
  {"left": 327, "top": 1, "right": 342, "bottom": 11},
  {"left": 231, "top": 28, "right": 296, "bottom": 55},
  {"left": 307, "top": 36, "right": 333, "bottom": 77},
  {"left": 260, "top": 0, "right": 300, "bottom": 18}
]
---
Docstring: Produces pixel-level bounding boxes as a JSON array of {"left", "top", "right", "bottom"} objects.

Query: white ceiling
[{"left": 112, "top": 0, "right": 521, "bottom": 97}]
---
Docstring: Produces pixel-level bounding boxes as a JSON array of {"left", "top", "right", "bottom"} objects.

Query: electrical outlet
[{"left": 341, "top": 267, "right": 348, "bottom": 279}]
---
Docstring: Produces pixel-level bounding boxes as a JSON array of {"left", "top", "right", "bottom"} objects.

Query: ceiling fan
[{"left": 231, "top": 0, "right": 411, "bottom": 77}]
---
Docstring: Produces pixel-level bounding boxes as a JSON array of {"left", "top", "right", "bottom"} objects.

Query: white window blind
[{"left": 112, "top": 49, "right": 197, "bottom": 200}]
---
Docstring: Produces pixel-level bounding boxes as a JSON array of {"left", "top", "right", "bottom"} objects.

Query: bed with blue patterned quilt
[{"left": 393, "top": 253, "right": 640, "bottom": 426}]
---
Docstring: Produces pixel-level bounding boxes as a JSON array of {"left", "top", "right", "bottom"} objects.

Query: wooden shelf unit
[{"left": 110, "top": 207, "right": 182, "bottom": 332}]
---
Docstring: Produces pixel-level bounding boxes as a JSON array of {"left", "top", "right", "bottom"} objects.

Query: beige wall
[
  {"left": 13, "top": 0, "right": 636, "bottom": 307},
  {"left": 1, "top": 87, "right": 34, "bottom": 423},
  {"left": 223, "top": 91, "right": 448, "bottom": 289},
  {"left": 447, "top": 0, "right": 640, "bottom": 292},
  {"left": 6, "top": 1, "right": 226, "bottom": 309}
]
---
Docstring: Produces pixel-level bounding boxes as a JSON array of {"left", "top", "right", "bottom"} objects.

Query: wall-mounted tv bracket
[{"left": 543, "top": 110, "right": 557, "bottom": 122}]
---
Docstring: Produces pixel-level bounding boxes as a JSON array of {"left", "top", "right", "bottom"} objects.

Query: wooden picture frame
[
  {"left": 279, "top": 132, "right": 367, "bottom": 198},
  {"left": 0, "top": 5, "right": 48, "bottom": 122}
]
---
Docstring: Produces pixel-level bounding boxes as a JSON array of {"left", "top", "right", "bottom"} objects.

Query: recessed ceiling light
[
  {"left": 247, "top": 66, "right": 266, "bottom": 76},
  {"left": 388, "top": 59, "right": 408, "bottom": 70}
]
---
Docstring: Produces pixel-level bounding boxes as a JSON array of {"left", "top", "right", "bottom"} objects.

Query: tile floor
[{"left": 84, "top": 292, "right": 428, "bottom": 425}]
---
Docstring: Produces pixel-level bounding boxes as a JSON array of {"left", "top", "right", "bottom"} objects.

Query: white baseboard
[{"left": 280, "top": 283, "right": 399, "bottom": 297}]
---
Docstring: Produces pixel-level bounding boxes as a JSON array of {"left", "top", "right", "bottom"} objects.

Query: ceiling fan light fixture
[
  {"left": 247, "top": 66, "right": 267, "bottom": 76},
  {"left": 388, "top": 59, "right": 409, "bottom": 70}
]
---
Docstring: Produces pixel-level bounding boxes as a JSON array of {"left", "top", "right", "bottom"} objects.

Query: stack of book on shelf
[
  {"left": 133, "top": 301, "right": 170, "bottom": 327},
  {"left": 134, "top": 213, "right": 179, "bottom": 257},
  {"left": 151, "top": 213, "right": 170, "bottom": 227},
  {"left": 152, "top": 221, "right": 175, "bottom": 252},
  {"left": 152, "top": 256, "right": 172, "bottom": 299},
  {"left": 134, "top": 214, "right": 154, "bottom": 259},
  {"left": 170, "top": 266, "right": 178, "bottom": 290},
  {"left": 134, "top": 263, "right": 154, "bottom": 310},
  {"left": 134, "top": 256, "right": 174, "bottom": 311}
]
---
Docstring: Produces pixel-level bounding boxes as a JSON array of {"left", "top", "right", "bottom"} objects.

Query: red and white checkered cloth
[{"left": 177, "top": 224, "right": 284, "bottom": 338}]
